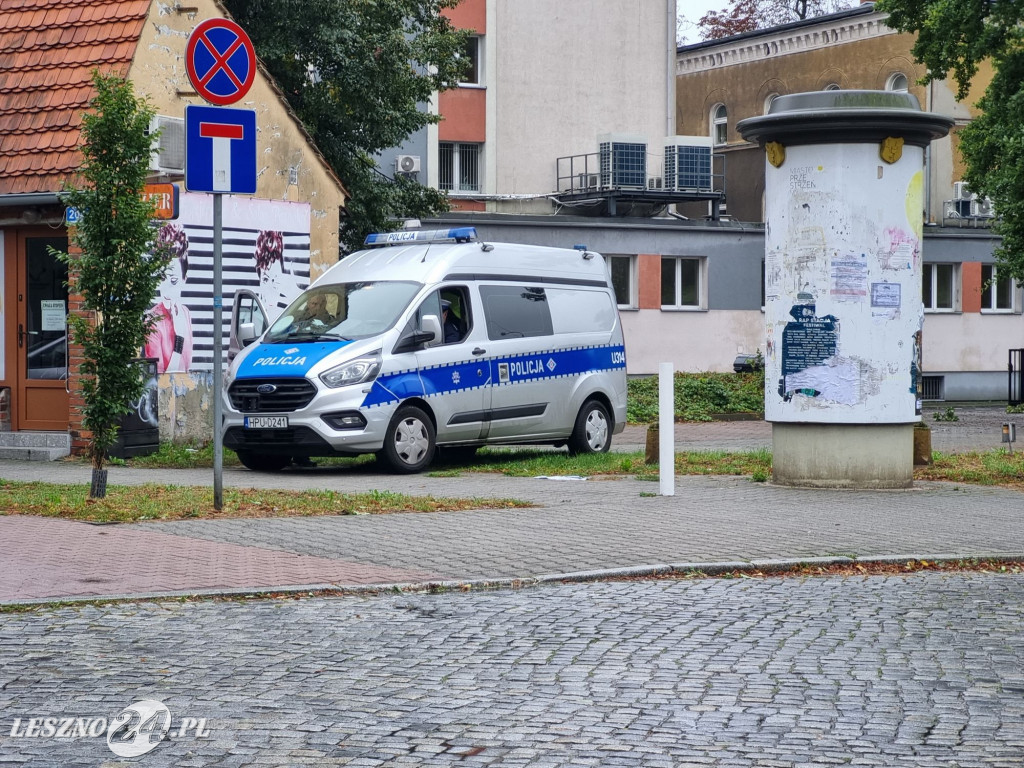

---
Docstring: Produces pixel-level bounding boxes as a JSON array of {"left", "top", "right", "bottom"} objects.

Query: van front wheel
[
  {"left": 380, "top": 405, "right": 436, "bottom": 473},
  {"left": 568, "top": 399, "right": 611, "bottom": 455}
]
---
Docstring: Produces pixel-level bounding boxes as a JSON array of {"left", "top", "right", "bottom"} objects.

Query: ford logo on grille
[{"left": 256, "top": 384, "right": 278, "bottom": 394}]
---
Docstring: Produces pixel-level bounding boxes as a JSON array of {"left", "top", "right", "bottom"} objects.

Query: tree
[
  {"left": 696, "top": 0, "right": 854, "bottom": 40},
  {"left": 56, "top": 72, "right": 168, "bottom": 496},
  {"left": 877, "top": 0, "right": 1024, "bottom": 282},
  {"left": 221, "top": 0, "right": 470, "bottom": 252}
]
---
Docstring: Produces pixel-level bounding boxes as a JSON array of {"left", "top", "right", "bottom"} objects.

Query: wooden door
[{"left": 15, "top": 232, "right": 70, "bottom": 431}]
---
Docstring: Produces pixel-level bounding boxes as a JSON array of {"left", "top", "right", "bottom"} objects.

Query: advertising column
[{"left": 738, "top": 91, "right": 952, "bottom": 488}]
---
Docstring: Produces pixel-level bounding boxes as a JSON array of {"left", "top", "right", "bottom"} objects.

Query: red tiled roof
[{"left": 0, "top": 0, "right": 150, "bottom": 195}]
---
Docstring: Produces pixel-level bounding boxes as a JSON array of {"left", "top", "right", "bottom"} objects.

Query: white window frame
[
  {"left": 824, "top": 83, "right": 841, "bottom": 91},
  {"left": 438, "top": 141, "right": 482, "bottom": 193},
  {"left": 886, "top": 72, "right": 909, "bottom": 92},
  {"left": 763, "top": 93, "right": 779, "bottom": 115},
  {"left": 980, "top": 264, "right": 1018, "bottom": 313},
  {"left": 660, "top": 256, "right": 706, "bottom": 310},
  {"left": 922, "top": 262, "right": 960, "bottom": 313},
  {"left": 458, "top": 35, "right": 483, "bottom": 87},
  {"left": 606, "top": 254, "right": 636, "bottom": 309},
  {"left": 711, "top": 104, "right": 727, "bottom": 146}
]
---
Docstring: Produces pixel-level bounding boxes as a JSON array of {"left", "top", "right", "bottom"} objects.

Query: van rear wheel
[
  {"left": 568, "top": 399, "right": 611, "bottom": 455},
  {"left": 380, "top": 405, "right": 436, "bottom": 473},
  {"left": 236, "top": 450, "right": 291, "bottom": 472}
]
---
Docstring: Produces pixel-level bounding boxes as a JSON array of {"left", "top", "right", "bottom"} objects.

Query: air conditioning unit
[
  {"left": 598, "top": 133, "right": 647, "bottom": 190},
  {"left": 149, "top": 115, "right": 185, "bottom": 174},
  {"left": 577, "top": 172, "right": 600, "bottom": 190},
  {"left": 664, "top": 136, "right": 713, "bottom": 191},
  {"left": 972, "top": 197, "right": 995, "bottom": 217},
  {"left": 396, "top": 154, "right": 421, "bottom": 174},
  {"left": 953, "top": 181, "right": 973, "bottom": 201},
  {"left": 648, "top": 177, "right": 663, "bottom": 190}
]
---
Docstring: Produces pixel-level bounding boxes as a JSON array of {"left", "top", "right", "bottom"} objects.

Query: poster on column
[
  {"left": 763, "top": 143, "right": 924, "bottom": 424},
  {"left": 143, "top": 193, "right": 310, "bottom": 373}
]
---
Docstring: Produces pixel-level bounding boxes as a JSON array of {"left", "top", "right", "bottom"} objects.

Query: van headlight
[{"left": 319, "top": 353, "right": 382, "bottom": 388}]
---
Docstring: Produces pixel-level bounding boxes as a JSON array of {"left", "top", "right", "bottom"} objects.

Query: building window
[
  {"left": 887, "top": 73, "right": 909, "bottom": 92},
  {"left": 922, "top": 263, "right": 959, "bottom": 312},
  {"left": 458, "top": 36, "right": 482, "bottom": 86},
  {"left": 606, "top": 255, "right": 635, "bottom": 308},
  {"left": 711, "top": 104, "right": 727, "bottom": 146},
  {"left": 763, "top": 93, "right": 779, "bottom": 114},
  {"left": 661, "top": 257, "right": 704, "bottom": 309},
  {"left": 981, "top": 264, "right": 1015, "bottom": 312},
  {"left": 439, "top": 142, "right": 481, "bottom": 192},
  {"left": 824, "top": 83, "right": 841, "bottom": 91}
]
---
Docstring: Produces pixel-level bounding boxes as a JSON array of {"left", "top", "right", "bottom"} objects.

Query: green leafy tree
[
  {"left": 221, "top": 0, "right": 470, "bottom": 252},
  {"left": 878, "top": 0, "right": 1024, "bottom": 281},
  {"left": 56, "top": 72, "right": 168, "bottom": 490}
]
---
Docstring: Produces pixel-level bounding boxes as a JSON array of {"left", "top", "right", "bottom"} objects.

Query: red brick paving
[{"left": 0, "top": 516, "right": 440, "bottom": 601}]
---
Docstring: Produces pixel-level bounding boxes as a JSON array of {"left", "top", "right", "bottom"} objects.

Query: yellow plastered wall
[{"left": 127, "top": 0, "right": 345, "bottom": 280}]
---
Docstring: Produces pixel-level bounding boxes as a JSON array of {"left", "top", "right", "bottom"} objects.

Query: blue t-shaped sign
[{"left": 184, "top": 105, "right": 257, "bottom": 194}]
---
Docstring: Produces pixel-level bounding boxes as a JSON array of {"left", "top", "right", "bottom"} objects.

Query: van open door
[{"left": 229, "top": 289, "right": 269, "bottom": 363}]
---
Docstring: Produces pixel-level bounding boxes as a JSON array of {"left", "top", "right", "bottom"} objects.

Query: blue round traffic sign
[{"left": 186, "top": 18, "right": 256, "bottom": 106}]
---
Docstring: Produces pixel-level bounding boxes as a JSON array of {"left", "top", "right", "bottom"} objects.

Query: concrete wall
[{"left": 490, "top": 0, "right": 674, "bottom": 208}]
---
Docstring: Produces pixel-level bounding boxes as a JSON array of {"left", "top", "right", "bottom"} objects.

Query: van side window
[
  {"left": 439, "top": 287, "right": 471, "bottom": 344},
  {"left": 480, "top": 285, "right": 553, "bottom": 340},
  {"left": 547, "top": 287, "right": 615, "bottom": 334},
  {"left": 407, "top": 286, "right": 472, "bottom": 347}
]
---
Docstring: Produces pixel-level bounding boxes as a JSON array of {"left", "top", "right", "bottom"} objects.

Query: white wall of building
[
  {"left": 621, "top": 309, "right": 764, "bottom": 374},
  {"left": 491, "top": 0, "right": 675, "bottom": 204}
]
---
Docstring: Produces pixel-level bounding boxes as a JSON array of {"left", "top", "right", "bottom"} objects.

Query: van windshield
[{"left": 264, "top": 281, "right": 421, "bottom": 343}]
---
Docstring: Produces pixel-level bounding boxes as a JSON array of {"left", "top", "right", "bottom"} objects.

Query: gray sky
[{"left": 678, "top": 0, "right": 725, "bottom": 44}]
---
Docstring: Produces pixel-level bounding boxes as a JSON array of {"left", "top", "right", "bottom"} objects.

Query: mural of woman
[
  {"left": 145, "top": 223, "right": 193, "bottom": 374},
  {"left": 255, "top": 229, "right": 302, "bottom": 314}
]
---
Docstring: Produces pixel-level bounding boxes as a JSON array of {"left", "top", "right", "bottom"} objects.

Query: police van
[{"left": 223, "top": 227, "right": 627, "bottom": 473}]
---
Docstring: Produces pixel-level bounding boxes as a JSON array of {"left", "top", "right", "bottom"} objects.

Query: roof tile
[{"left": 0, "top": 0, "right": 148, "bottom": 195}]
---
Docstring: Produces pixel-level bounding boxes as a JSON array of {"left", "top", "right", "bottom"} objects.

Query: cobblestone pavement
[{"left": 1, "top": 573, "right": 1022, "bottom": 767}]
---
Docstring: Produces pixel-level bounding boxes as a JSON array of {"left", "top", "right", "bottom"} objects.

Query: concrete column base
[{"left": 772, "top": 422, "right": 914, "bottom": 489}]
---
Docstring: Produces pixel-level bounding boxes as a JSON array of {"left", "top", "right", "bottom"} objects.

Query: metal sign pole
[{"left": 213, "top": 192, "right": 224, "bottom": 510}]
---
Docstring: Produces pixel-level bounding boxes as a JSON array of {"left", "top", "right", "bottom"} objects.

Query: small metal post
[
  {"left": 213, "top": 193, "right": 223, "bottom": 510},
  {"left": 659, "top": 362, "right": 675, "bottom": 496}
]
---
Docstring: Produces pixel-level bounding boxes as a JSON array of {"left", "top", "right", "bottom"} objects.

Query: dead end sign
[{"left": 186, "top": 18, "right": 256, "bottom": 106}]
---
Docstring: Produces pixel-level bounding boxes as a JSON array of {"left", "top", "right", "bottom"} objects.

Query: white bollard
[{"left": 659, "top": 362, "right": 675, "bottom": 496}]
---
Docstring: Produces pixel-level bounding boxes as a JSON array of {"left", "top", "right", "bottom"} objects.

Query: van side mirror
[
  {"left": 239, "top": 322, "right": 258, "bottom": 347},
  {"left": 393, "top": 314, "right": 442, "bottom": 354},
  {"left": 420, "top": 314, "right": 442, "bottom": 346}
]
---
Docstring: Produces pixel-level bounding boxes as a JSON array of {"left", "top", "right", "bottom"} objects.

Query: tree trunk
[{"left": 89, "top": 467, "right": 108, "bottom": 499}]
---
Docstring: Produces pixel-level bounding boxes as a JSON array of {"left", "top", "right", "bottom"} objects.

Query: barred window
[{"left": 439, "top": 142, "right": 481, "bottom": 192}]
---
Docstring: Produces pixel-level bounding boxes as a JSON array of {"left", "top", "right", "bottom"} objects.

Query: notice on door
[{"left": 40, "top": 300, "right": 66, "bottom": 331}]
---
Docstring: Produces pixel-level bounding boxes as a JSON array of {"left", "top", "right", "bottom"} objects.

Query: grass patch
[
  {"left": 627, "top": 371, "right": 764, "bottom": 423},
  {"left": 0, "top": 481, "right": 531, "bottom": 523},
  {"left": 107, "top": 443, "right": 377, "bottom": 472},
  {"left": 444, "top": 447, "right": 772, "bottom": 479},
  {"left": 915, "top": 450, "right": 1024, "bottom": 490}
]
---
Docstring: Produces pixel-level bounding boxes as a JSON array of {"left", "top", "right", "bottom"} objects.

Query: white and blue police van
[{"left": 223, "top": 227, "right": 628, "bottom": 472}]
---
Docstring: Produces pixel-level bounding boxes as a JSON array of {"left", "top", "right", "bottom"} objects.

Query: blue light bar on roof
[{"left": 363, "top": 227, "right": 478, "bottom": 247}]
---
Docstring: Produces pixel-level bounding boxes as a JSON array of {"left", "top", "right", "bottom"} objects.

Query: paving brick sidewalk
[{"left": 0, "top": 405, "right": 1019, "bottom": 604}]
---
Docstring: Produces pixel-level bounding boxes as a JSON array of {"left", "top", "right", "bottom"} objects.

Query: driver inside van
[{"left": 300, "top": 293, "right": 333, "bottom": 326}]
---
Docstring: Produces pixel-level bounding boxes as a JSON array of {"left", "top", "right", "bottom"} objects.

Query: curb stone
[{"left": 4, "top": 553, "right": 1021, "bottom": 609}]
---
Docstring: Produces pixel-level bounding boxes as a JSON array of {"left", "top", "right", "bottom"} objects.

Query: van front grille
[{"left": 229, "top": 378, "right": 316, "bottom": 413}]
